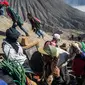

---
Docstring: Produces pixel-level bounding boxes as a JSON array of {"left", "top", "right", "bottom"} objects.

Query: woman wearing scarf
[{"left": 2, "top": 27, "right": 28, "bottom": 66}]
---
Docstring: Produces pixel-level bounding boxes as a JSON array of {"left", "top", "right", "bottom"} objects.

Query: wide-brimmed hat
[
  {"left": 38, "top": 45, "right": 59, "bottom": 58},
  {"left": 72, "top": 43, "right": 79, "bottom": 47},
  {"left": 72, "top": 43, "right": 82, "bottom": 52},
  {"left": 72, "top": 43, "right": 80, "bottom": 49}
]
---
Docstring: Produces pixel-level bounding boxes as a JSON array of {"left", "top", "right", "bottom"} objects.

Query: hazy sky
[
  {"left": 64, "top": 0, "right": 85, "bottom": 12},
  {"left": 73, "top": 6, "right": 85, "bottom": 12},
  {"left": 64, "top": 0, "right": 85, "bottom": 5}
]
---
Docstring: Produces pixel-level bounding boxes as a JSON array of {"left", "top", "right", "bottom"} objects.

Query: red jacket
[{"left": 72, "top": 58, "right": 85, "bottom": 76}]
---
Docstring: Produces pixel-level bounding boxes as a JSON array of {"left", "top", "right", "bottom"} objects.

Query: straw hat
[
  {"left": 72, "top": 43, "right": 82, "bottom": 52},
  {"left": 38, "top": 45, "right": 59, "bottom": 58},
  {"left": 72, "top": 43, "right": 79, "bottom": 48}
]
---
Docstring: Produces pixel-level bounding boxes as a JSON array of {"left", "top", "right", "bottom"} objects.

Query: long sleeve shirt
[{"left": 2, "top": 40, "right": 27, "bottom": 65}]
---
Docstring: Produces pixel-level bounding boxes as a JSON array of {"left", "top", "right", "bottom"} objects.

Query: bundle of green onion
[{"left": 0, "top": 59, "right": 26, "bottom": 85}]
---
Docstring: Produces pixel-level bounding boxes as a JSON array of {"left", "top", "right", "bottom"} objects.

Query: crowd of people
[
  {"left": 1, "top": 27, "right": 85, "bottom": 85},
  {"left": 0, "top": 0, "right": 85, "bottom": 85}
]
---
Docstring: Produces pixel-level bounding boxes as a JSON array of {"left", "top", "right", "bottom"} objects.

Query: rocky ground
[{"left": 0, "top": 16, "right": 85, "bottom": 54}]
